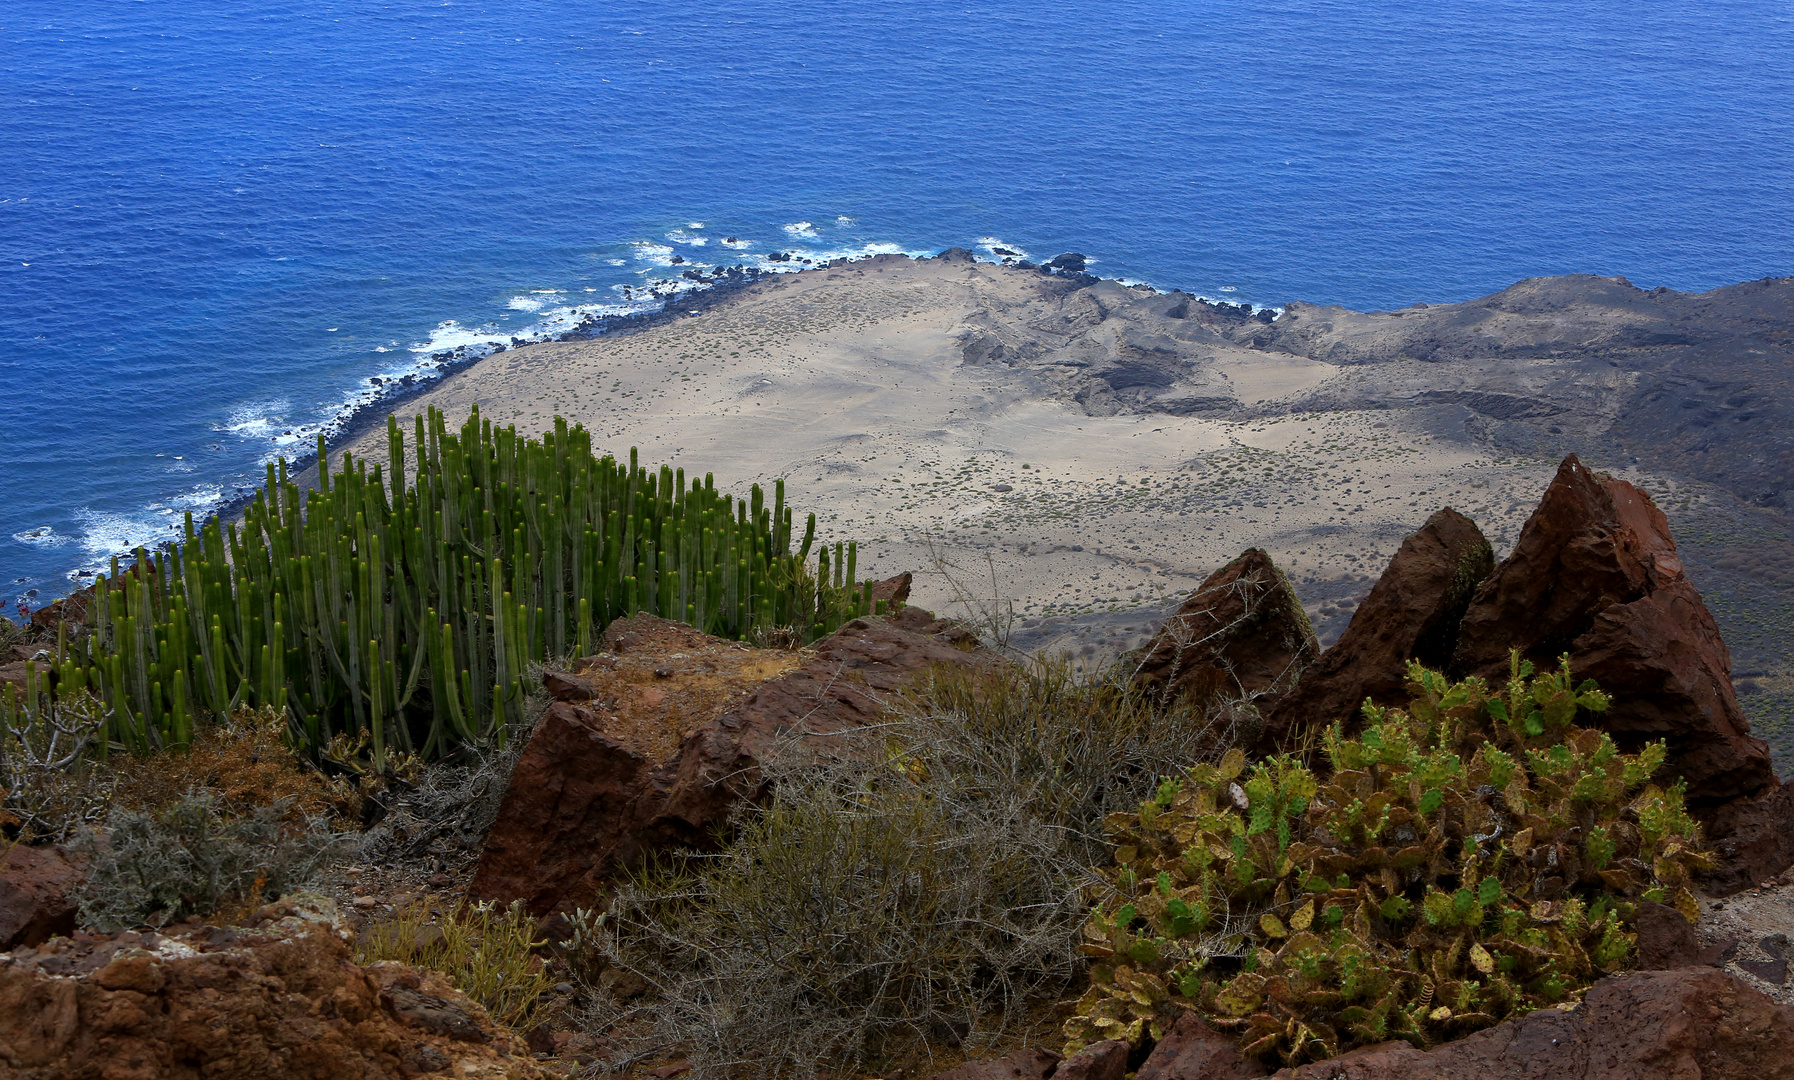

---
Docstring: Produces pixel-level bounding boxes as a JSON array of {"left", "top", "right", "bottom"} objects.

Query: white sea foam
[
  {"left": 783, "top": 221, "right": 819, "bottom": 238},
  {"left": 508, "top": 296, "right": 546, "bottom": 312},
  {"left": 836, "top": 215, "right": 855, "bottom": 225},
  {"left": 977, "top": 236, "right": 1031, "bottom": 261},
  {"left": 69, "top": 482, "right": 230, "bottom": 579},
  {"left": 12, "top": 526, "right": 66, "bottom": 546}
]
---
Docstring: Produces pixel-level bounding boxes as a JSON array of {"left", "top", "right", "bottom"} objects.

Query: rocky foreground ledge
[{"left": 5, "top": 454, "right": 1794, "bottom": 1078}]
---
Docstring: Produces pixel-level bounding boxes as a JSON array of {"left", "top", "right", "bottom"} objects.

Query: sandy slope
[{"left": 332, "top": 255, "right": 1665, "bottom": 655}]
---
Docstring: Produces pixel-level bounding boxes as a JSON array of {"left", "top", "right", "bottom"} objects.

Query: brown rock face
[
  {"left": 470, "top": 606, "right": 994, "bottom": 914},
  {"left": 1133, "top": 549, "right": 1318, "bottom": 709},
  {"left": 1052, "top": 1039, "right": 1131, "bottom": 1080},
  {"left": 1450, "top": 456, "right": 1773, "bottom": 800},
  {"left": 1695, "top": 777, "right": 1794, "bottom": 894},
  {"left": 0, "top": 902, "right": 543, "bottom": 1079},
  {"left": 1135, "top": 1009, "right": 1266, "bottom": 1080},
  {"left": 1269, "top": 968, "right": 1794, "bottom": 1080},
  {"left": 0, "top": 844, "right": 88, "bottom": 950},
  {"left": 1632, "top": 900, "right": 1704, "bottom": 970},
  {"left": 1447, "top": 456, "right": 1788, "bottom": 888},
  {"left": 1258, "top": 509, "right": 1492, "bottom": 753}
]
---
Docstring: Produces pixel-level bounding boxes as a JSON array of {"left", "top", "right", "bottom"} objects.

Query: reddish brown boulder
[
  {"left": 471, "top": 606, "right": 995, "bottom": 914},
  {"left": 1136, "top": 1009, "right": 1266, "bottom": 1079},
  {"left": 1447, "top": 456, "right": 1788, "bottom": 888},
  {"left": 541, "top": 668, "right": 598, "bottom": 702},
  {"left": 1133, "top": 549, "right": 1318, "bottom": 709},
  {"left": 466, "top": 701, "right": 655, "bottom": 915},
  {"left": 1453, "top": 456, "right": 1685, "bottom": 672},
  {"left": 1258, "top": 509, "right": 1493, "bottom": 753},
  {"left": 1633, "top": 899, "right": 1704, "bottom": 970},
  {"left": 0, "top": 898, "right": 543, "bottom": 1079},
  {"left": 924, "top": 1047, "right": 1061, "bottom": 1080},
  {"left": 1695, "top": 777, "right": 1794, "bottom": 894},
  {"left": 1053, "top": 1039, "right": 1130, "bottom": 1080},
  {"left": 870, "top": 570, "right": 914, "bottom": 608},
  {"left": 1269, "top": 967, "right": 1794, "bottom": 1080},
  {"left": 0, "top": 844, "right": 88, "bottom": 950},
  {"left": 1451, "top": 456, "right": 1774, "bottom": 802}
]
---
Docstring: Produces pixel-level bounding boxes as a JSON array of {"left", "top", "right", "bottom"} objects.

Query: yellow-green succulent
[{"left": 1065, "top": 652, "right": 1709, "bottom": 1067}]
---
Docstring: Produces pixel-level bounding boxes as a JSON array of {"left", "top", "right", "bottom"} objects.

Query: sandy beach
[{"left": 325, "top": 254, "right": 1706, "bottom": 659}]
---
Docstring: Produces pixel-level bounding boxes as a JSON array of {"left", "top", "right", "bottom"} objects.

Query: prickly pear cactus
[{"left": 1065, "top": 652, "right": 1709, "bottom": 1067}]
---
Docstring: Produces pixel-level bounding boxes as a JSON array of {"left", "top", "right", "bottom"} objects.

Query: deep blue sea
[{"left": 4, "top": 0, "right": 1792, "bottom": 608}]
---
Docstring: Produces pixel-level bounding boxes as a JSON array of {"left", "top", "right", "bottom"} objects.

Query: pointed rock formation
[
  {"left": 1257, "top": 508, "right": 1493, "bottom": 754},
  {"left": 1449, "top": 455, "right": 1791, "bottom": 890},
  {"left": 1132, "top": 549, "right": 1318, "bottom": 711}
]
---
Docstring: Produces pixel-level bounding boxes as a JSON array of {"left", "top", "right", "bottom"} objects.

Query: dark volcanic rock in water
[
  {"left": 1257, "top": 507, "right": 1493, "bottom": 754},
  {"left": 1132, "top": 548, "right": 1317, "bottom": 710}
]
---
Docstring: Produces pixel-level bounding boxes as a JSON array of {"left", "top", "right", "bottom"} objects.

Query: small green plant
[
  {"left": 76, "top": 788, "right": 351, "bottom": 931},
  {"left": 1065, "top": 653, "right": 1709, "bottom": 1066},
  {"left": 357, "top": 897, "right": 554, "bottom": 1032}
]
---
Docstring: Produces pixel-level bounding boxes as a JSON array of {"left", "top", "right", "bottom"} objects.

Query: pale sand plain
[{"left": 328, "top": 256, "right": 1698, "bottom": 657}]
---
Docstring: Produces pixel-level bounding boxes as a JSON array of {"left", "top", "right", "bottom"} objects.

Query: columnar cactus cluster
[{"left": 1, "top": 406, "right": 877, "bottom": 763}]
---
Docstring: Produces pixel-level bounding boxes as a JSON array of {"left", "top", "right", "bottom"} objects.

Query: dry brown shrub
[{"left": 107, "top": 705, "right": 348, "bottom": 824}]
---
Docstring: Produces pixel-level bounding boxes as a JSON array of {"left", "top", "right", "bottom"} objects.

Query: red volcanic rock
[
  {"left": 1258, "top": 508, "right": 1493, "bottom": 753},
  {"left": 0, "top": 899, "right": 543, "bottom": 1079},
  {"left": 1133, "top": 549, "right": 1318, "bottom": 709},
  {"left": 1268, "top": 968, "right": 1794, "bottom": 1080},
  {"left": 870, "top": 570, "right": 914, "bottom": 608},
  {"left": 1448, "top": 456, "right": 1787, "bottom": 888},
  {"left": 466, "top": 701, "right": 654, "bottom": 916},
  {"left": 1135, "top": 1009, "right": 1266, "bottom": 1080},
  {"left": 1695, "top": 776, "right": 1794, "bottom": 895},
  {"left": 1052, "top": 1039, "right": 1131, "bottom": 1080},
  {"left": 471, "top": 606, "right": 995, "bottom": 914},
  {"left": 0, "top": 844, "right": 87, "bottom": 951}
]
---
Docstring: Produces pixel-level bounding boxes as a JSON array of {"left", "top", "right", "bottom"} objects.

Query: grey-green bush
[{"left": 77, "top": 788, "right": 352, "bottom": 930}]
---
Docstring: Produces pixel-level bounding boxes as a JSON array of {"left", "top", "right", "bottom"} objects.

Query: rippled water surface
[{"left": 3, "top": 0, "right": 1791, "bottom": 602}]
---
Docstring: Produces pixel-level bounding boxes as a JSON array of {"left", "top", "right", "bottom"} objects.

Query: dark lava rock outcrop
[
  {"left": 1130, "top": 548, "right": 1318, "bottom": 710},
  {"left": 470, "top": 606, "right": 994, "bottom": 915},
  {"left": 1256, "top": 508, "right": 1492, "bottom": 754}
]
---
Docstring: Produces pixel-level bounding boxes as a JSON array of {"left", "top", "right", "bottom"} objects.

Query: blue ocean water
[{"left": 3, "top": 0, "right": 1792, "bottom": 607}]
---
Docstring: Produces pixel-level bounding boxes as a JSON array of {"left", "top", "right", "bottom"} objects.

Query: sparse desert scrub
[
  {"left": 75, "top": 787, "right": 352, "bottom": 931},
  {"left": 1066, "top": 653, "right": 1710, "bottom": 1067},
  {"left": 570, "top": 657, "right": 1240, "bottom": 1079}
]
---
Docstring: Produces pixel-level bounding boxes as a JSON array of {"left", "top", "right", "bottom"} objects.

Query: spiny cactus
[
  {"left": 9, "top": 407, "right": 876, "bottom": 764},
  {"left": 1065, "top": 653, "right": 1709, "bottom": 1067}
]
